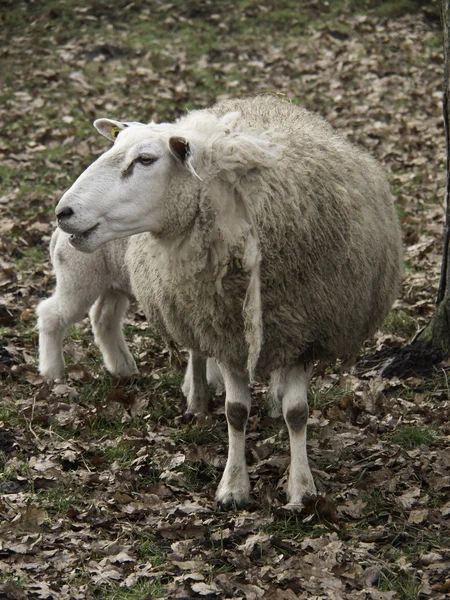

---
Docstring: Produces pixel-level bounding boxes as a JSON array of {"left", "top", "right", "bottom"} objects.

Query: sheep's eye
[
  {"left": 137, "top": 155, "right": 157, "bottom": 166},
  {"left": 111, "top": 126, "right": 121, "bottom": 139}
]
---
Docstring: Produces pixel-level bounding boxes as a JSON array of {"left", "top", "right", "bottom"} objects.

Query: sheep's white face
[{"left": 55, "top": 119, "right": 198, "bottom": 253}]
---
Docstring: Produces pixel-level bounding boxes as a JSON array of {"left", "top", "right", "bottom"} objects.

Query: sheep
[
  {"left": 36, "top": 230, "right": 222, "bottom": 415},
  {"left": 36, "top": 229, "right": 138, "bottom": 381},
  {"left": 53, "top": 95, "right": 403, "bottom": 509}
]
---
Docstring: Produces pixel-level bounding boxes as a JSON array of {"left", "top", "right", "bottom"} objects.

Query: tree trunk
[
  {"left": 413, "top": 0, "right": 450, "bottom": 353},
  {"left": 377, "top": 0, "right": 450, "bottom": 377}
]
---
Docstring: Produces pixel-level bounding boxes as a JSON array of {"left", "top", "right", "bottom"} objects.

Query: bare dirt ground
[{"left": 0, "top": 1, "right": 449, "bottom": 598}]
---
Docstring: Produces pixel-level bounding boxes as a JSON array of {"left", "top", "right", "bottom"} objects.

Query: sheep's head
[
  {"left": 55, "top": 119, "right": 204, "bottom": 252},
  {"left": 55, "top": 112, "right": 282, "bottom": 253}
]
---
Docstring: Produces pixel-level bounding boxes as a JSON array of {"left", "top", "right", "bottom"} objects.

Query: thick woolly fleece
[{"left": 127, "top": 95, "right": 403, "bottom": 380}]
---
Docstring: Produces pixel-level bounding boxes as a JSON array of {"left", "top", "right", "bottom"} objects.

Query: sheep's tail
[{"left": 242, "top": 226, "right": 263, "bottom": 381}]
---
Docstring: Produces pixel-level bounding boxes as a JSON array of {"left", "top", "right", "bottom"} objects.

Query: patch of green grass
[
  {"left": 397, "top": 385, "right": 417, "bottom": 402},
  {"left": 226, "top": 0, "right": 311, "bottom": 37},
  {"left": 363, "top": 489, "right": 391, "bottom": 513},
  {"left": 66, "top": 324, "right": 90, "bottom": 344},
  {"left": 0, "top": 164, "right": 17, "bottom": 188},
  {"left": 123, "top": 323, "right": 157, "bottom": 339},
  {"left": 135, "top": 464, "right": 164, "bottom": 488},
  {"left": 154, "top": 368, "right": 184, "bottom": 392},
  {"left": 172, "top": 425, "right": 217, "bottom": 445},
  {"left": 396, "top": 203, "right": 409, "bottom": 220},
  {"left": 102, "top": 579, "right": 168, "bottom": 599},
  {"left": 135, "top": 537, "right": 166, "bottom": 566},
  {"left": 141, "top": 369, "right": 184, "bottom": 423},
  {"left": 47, "top": 424, "right": 83, "bottom": 441},
  {"left": 177, "top": 461, "right": 218, "bottom": 492},
  {"left": 88, "top": 415, "right": 132, "bottom": 436},
  {"left": 104, "top": 442, "right": 136, "bottom": 467},
  {"left": 14, "top": 245, "right": 47, "bottom": 272},
  {"left": 190, "top": 69, "right": 221, "bottom": 98},
  {"left": 263, "top": 512, "right": 330, "bottom": 541},
  {"left": 0, "top": 452, "right": 19, "bottom": 481},
  {"left": 0, "top": 406, "right": 20, "bottom": 427},
  {"left": 75, "top": 374, "right": 142, "bottom": 417},
  {"left": 345, "top": 0, "right": 438, "bottom": 19},
  {"left": 308, "top": 381, "right": 348, "bottom": 410},
  {"left": 0, "top": 450, "right": 29, "bottom": 482},
  {"left": 0, "top": 576, "right": 25, "bottom": 586},
  {"left": 382, "top": 309, "right": 417, "bottom": 338},
  {"left": 404, "top": 259, "right": 421, "bottom": 272},
  {"left": 145, "top": 396, "right": 180, "bottom": 423},
  {"left": 211, "top": 560, "right": 236, "bottom": 575},
  {"left": 78, "top": 377, "right": 116, "bottom": 406},
  {"left": 425, "top": 32, "right": 443, "bottom": 50},
  {"left": 372, "top": 0, "right": 424, "bottom": 19},
  {"left": 388, "top": 527, "right": 443, "bottom": 560},
  {"left": 425, "top": 193, "right": 444, "bottom": 205},
  {"left": 392, "top": 424, "right": 437, "bottom": 449},
  {"left": 378, "top": 570, "right": 423, "bottom": 600},
  {"left": 263, "top": 513, "right": 303, "bottom": 540},
  {"left": 34, "top": 478, "right": 88, "bottom": 515},
  {"left": 64, "top": 575, "right": 168, "bottom": 600},
  {"left": 421, "top": 368, "right": 450, "bottom": 402}
]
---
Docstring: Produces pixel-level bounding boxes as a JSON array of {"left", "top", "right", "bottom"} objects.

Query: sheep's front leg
[
  {"left": 36, "top": 296, "right": 68, "bottom": 381},
  {"left": 90, "top": 290, "right": 138, "bottom": 377},
  {"left": 282, "top": 362, "right": 316, "bottom": 506},
  {"left": 37, "top": 288, "right": 100, "bottom": 381},
  {"left": 182, "top": 351, "right": 210, "bottom": 418},
  {"left": 216, "top": 366, "right": 251, "bottom": 509}
]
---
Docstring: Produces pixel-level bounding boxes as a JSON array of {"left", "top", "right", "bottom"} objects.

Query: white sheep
[
  {"left": 36, "top": 230, "right": 222, "bottom": 414},
  {"left": 53, "top": 95, "right": 403, "bottom": 508},
  {"left": 36, "top": 229, "right": 138, "bottom": 380}
]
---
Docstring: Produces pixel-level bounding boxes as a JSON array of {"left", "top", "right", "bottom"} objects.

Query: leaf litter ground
[{"left": 0, "top": 1, "right": 449, "bottom": 599}]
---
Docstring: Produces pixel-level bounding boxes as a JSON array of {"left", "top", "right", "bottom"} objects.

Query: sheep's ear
[
  {"left": 169, "top": 136, "right": 203, "bottom": 181},
  {"left": 94, "top": 118, "right": 145, "bottom": 142},
  {"left": 94, "top": 118, "right": 128, "bottom": 141},
  {"left": 169, "top": 136, "right": 190, "bottom": 162}
]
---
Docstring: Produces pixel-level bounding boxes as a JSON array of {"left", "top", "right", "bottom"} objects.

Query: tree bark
[
  {"left": 410, "top": 0, "right": 450, "bottom": 354},
  {"left": 436, "top": 0, "right": 450, "bottom": 305},
  {"left": 378, "top": 1, "right": 450, "bottom": 376}
]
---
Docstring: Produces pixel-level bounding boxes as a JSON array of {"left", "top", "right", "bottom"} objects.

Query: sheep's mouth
[{"left": 70, "top": 223, "right": 100, "bottom": 242}]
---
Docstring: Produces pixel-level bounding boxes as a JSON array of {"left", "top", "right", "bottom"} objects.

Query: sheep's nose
[{"left": 56, "top": 206, "right": 74, "bottom": 221}]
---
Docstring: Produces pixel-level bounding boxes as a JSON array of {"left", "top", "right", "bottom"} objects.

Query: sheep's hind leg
[
  {"left": 182, "top": 350, "right": 211, "bottom": 419},
  {"left": 90, "top": 290, "right": 138, "bottom": 377},
  {"left": 282, "top": 362, "right": 316, "bottom": 507},
  {"left": 207, "top": 357, "right": 224, "bottom": 395},
  {"left": 216, "top": 366, "right": 251, "bottom": 509}
]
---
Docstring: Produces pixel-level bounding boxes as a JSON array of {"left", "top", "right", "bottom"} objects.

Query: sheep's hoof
[
  {"left": 39, "top": 369, "right": 65, "bottom": 382},
  {"left": 282, "top": 502, "right": 305, "bottom": 513},
  {"left": 111, "top": 366, "right": 139, "bottom": 378},
  {"left": 286, "top": 474, "right": 316, "bottom": 507},
  {"left": 217, "top": 495, "right": 249, "bottom": 511},
  {"left": 181, "top": 411, "right": 195, "bottom": 424},
  {"left": 216, "top": 483, "right": 250, "bottom": 511}
]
